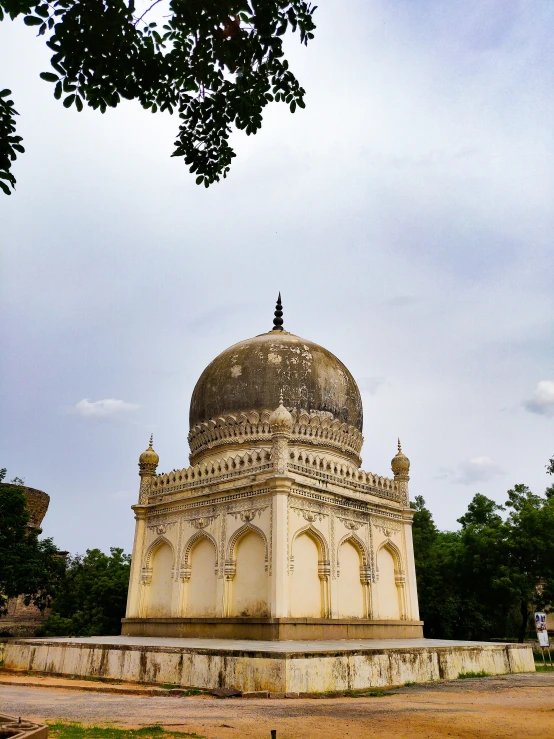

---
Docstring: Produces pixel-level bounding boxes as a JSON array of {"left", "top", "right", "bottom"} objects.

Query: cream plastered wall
[{"left": 132, "top": 492, "right": 418, "bottom": 622}]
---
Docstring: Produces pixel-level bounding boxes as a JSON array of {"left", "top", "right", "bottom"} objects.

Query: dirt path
[{"left": 1, "top": 674, "right": 554, "bottom": 739}]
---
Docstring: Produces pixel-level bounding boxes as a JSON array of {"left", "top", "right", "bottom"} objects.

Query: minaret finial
[
  {"left": 398, "top": 438, "right": 402, "bottom": 453},
  {"left": 279, "top": 389, "right": 284, "bottom": 406},
  {"left": 272, "top": 292, "right": 284, "bottom": 331},
  {"left": 149, "top": 433, "right": 154, "bottom": 448}
]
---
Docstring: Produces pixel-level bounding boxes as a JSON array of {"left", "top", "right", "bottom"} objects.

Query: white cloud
[
  {"left": 523, "top": 381, "right": 554, "bottom": 419},
  {"left": 456, "top": 456, "right": 504, "bottom": 485},
  {"left": 74, "top": 398, "right": 139, "bottom": 418},
  {"left": 359, "top": 377, "right": 387, "bottom": 395}
]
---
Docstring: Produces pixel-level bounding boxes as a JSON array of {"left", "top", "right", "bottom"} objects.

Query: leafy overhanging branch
[{"left": 0, "top": 0, "right": 317, "bottom": 193}]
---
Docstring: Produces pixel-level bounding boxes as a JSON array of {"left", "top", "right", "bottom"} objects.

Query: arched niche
[
  {"left": 337, "top": 537, "right": 366, "bottom": 618},
  {"left": 184, "top": 533, "right": 218, "bottom": 617},
  {"left": 375, "top": 541, "right": 403, "bottom": 620},
  {"left": 229, "top": 528, "right": 269, "bottom": 617},
  {"left": 289, "top": 526, "right": 329, "bottom": 618},
  {"left": 143, "top": 538, "right": 174, "bottom": 617}
]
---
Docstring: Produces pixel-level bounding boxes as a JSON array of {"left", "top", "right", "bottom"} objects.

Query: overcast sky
[{"left": 1, "top": 0, "right": 553, "bottom": 556}]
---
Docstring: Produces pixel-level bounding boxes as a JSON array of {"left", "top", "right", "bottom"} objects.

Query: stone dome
[{"left": 189, "top": 330, "right": 363, "bottom": 432}]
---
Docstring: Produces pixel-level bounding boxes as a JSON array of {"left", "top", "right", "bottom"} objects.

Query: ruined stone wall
[{"left": 0, "top": 484, "right": 50, "bottom": 637}]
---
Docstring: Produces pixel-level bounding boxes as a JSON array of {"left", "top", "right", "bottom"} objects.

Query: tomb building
[{"left": 123, "top": 297, "right": 422, "bottom": 639}]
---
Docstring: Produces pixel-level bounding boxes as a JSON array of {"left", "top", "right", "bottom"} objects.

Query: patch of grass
[
  {"left": 535, "top": 664, "right": 554, "bottom": 672},
  {"left": 403, "top": 681, "right": 417, "bottom": 687},
  {"left": 351, "top": 688, "right": 392, "bottom": 698},
  {"left": 48, "top": 723, "right": 203, "bottom": 739},
  {"left": 457, "top": 670, "right": 491, "bottom": 679},
  {"left": 158, "top": 685, "right": 202, "bottom": 695}
]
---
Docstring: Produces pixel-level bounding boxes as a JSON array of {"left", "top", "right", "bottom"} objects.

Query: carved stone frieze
[
  {"left": 147, "top": 520, "right": 177, "bottom": 536},
  {"left": 373, "top": 517, "right": 402, "bottom": 538},
  {"left": 189, "top": 516, "right": 215, "bottom": 529},
  {"left": 232, "top": 506, "right": 268, "bottom": 523}
]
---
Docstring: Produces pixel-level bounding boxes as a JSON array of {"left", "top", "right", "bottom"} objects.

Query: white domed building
[{"left": 123, "top": 298, "right": 421, "bottom": 640}]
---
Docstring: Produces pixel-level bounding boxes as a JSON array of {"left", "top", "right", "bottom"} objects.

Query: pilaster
[{"left": 125, "top": 505, "right": 148, "bottom": 618}]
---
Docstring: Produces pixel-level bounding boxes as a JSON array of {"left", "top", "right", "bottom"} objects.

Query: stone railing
[{"left": 151, "top": 445, "right": 400, "bottom": 504}]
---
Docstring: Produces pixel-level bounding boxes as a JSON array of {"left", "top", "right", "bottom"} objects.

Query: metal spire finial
[
  {"left": 398, "top": 438, "right": 402, "bottom": 453},
  {"left": 272, "top": 292, "right": 284, "bottom": 331},
  {"left": 149, "top": 433, "right": 154, "bottom": 449},
  {"left": 279, "top": 389, "right": 284, "bottom": 406}
]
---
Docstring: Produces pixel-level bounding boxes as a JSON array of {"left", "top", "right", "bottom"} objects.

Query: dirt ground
[{"left": 1, "top": 673, "right": 554, "bottom": 739}]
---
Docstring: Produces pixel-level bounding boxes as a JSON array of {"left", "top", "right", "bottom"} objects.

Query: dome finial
[
  {"left": 279, "top": 389, "right": 284, "bottom": 406},
  {"left": 272, "top": 292, "right": 284, "bottom": 331},
  {"left": 398, "top": 438, "right": 402, "bottom": 453},
  {"left": 149, "top": 433, "right": 154, "bottom": 449}
]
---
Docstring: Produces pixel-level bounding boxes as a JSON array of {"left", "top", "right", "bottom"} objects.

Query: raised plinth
[
  {"left": 121, "top": 617, "right": 424, "bottom": 640},
  {"left": 2, "top": 636, "right": 534, "bottom": 693}
]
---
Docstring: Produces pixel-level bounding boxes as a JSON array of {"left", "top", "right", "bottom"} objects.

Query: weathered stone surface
[
  {"left": 211, "top": 687, "right": 242, "bottom": 698},
  {"left": 190, "top": 331, "right": 363, "bottom": 431},
  {"left": 3, "top": 637, "right": 535, "bottom": 693}
]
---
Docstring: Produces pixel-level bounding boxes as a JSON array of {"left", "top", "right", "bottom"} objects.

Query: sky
[{"left": 1, "top": 0, "right": 553, "bottom": 555}]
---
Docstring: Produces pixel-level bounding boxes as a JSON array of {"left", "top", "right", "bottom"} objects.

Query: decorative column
[
  {"left": 269, "top": 393, "right": 293, "bottom": 617},
  {"left": 125, "top": 435, "right": 159, "bottom": 619}
]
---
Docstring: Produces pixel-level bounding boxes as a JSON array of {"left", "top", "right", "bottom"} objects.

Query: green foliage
[
  {"left": 457, "top": 670, "right": 491, "bottom": 679},
  {"left": 48, "top": 723, "right": 203, "bottom": 739},
  {"left": 1, "top": 0, "right": 317, "bottom": 192},
  {"left": 413, "top": 471, "right": 554, "bottom": 642},
  {"left": 39, "top": 547, "right": 131, "bottom": 636},
  {"left": 0, "top": 483, "right": 65, "bottom": 614}
]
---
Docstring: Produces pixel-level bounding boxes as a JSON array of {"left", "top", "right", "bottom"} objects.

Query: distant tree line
[
  {"left": 412, "top": 455, "right": 554, "bottom": 642},
  {"left": 2, "top": 457, "right": 554, "bottom": 640}
]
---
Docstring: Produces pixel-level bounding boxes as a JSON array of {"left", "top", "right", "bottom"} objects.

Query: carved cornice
[{"left": 187, "top": 408, "right": 363, "bottom": 465}]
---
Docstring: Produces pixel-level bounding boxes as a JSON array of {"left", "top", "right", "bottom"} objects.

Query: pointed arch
[
  {"left": 337, "top": 531, "right": 370, "bottom": 570},
  {"left": 376, "top": 538, "right": 404, "bottom": 574},
  {"left": 290, "top": 524, "right": 329, "bottom": 562},
  {"left": 227, "top": 523, "right": 268, "bottom": 567},
  {"left": 143, "top": 535, "right": 175, "bottom": 571},
  {"left": 182, "top": 530, "right": 219, "bottom": 570}
]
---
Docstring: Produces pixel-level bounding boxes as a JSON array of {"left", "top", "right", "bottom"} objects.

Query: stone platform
[
  {"left": 121, "top": 617, "right": 424, "bottom": 640},
  {"left": 1, "top": 636, "right": 534, "bottom": 693}
]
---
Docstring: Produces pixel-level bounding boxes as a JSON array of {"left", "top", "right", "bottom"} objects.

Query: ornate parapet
[{"left": 188, "top": 408, "right": 363, "bottom": 466}]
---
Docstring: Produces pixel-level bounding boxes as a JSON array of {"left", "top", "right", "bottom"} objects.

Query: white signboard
[{"left": 534, "top": 612, "right": 550, "bottom": 647}]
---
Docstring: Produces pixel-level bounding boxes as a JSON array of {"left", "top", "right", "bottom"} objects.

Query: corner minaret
[
  {"left": 391, "top": 438, "right": 410, "bottom": 506},
  {"left": 138, "top": 434, "right": 159, "bottom": 504}
]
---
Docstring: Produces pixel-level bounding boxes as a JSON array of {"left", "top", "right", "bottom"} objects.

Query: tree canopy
[
  {"left": 0, "top": 483, "right": 65, "bottom": 617},
  {"left": 1, "top": 0, "right": 317, "bottom": 195},
  {"left": 412, "top": 472, "right": 554, "bottom": 643},
  {"left": 38, "top": 547, "right": 131, "bottom": 636}
]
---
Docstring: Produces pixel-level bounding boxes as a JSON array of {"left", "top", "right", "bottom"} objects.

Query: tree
[
  {"left": 0, "top": 0, "right": 317, "bottom": 194},
  {"left": 412, "top": 489, "right": 554, "bottom": 642},
  {"left": 39, "top": 547, "right": 131, "bottom": 636},
  {"left": 411, "top": 496, "right": 464, "bottom": 639},
  {"left": 0, "top": 483, "right": 65, "bottom": 615},
  {"left": 502, "top": 484, "right": 554, "bottom": 642}
]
